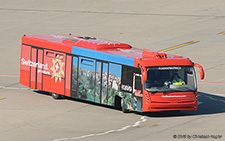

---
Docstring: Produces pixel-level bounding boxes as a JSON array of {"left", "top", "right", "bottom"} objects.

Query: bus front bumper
[{"left": 142, "top": 101, "right": 198, "bottom": 112}]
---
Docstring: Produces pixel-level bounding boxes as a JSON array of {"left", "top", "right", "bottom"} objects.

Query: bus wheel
[
  {"left": 114, "top": 96, "right": 122, "bottom": 110},
  {"left": 121, "top": 98, "right": 129, "bottom": 113},
  {"left": 51, "top": 93, "right": 62, "bottom": 99}
]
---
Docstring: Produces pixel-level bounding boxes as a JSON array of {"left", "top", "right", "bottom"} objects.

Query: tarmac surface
[{"left": 0, "top": 0, "right": 225, "bottom": 141}]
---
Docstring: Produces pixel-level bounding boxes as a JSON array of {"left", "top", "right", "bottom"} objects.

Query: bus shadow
[
  {"left": 34, "top": 91, "right": 225, "bottom": 117},
  {"left": 142, "top": 91, "right": 225, "bottom": 117},
  {"left": 34, "top": 90, "right": 119, "bottom": 110}
]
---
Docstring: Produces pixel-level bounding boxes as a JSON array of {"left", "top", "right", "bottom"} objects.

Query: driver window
[{"left": 135, "top": 76, "right": 142, "bottom": 90}]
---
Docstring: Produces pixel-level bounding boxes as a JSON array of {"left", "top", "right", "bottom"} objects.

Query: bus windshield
[{"left": 144, "top": 66, "right": 196, "bottom": 93}]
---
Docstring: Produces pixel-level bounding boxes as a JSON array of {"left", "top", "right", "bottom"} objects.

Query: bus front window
[{"left": 144, "top": 66, "right": 197, "bottom": 93}]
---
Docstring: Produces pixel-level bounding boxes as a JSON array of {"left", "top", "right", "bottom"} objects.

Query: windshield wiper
[{"left": 146, "top": 87, "right": 170, "bottom": 94}]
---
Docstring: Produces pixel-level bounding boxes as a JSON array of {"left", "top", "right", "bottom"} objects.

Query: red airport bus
[{"left": 20, "top": 34, "right": 204, "bottom": 113}]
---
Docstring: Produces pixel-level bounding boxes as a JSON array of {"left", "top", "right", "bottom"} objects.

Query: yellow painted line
[
  {"left": 158, "top": 41, "right": 199, "bottom": 52},
  {"left": 218, "top": 32, "right": 225, "bottom": 35},
  {"left": 0, "top": 97, "right": 5, "bottom": 100}
]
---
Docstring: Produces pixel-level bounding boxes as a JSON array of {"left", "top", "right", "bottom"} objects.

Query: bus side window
[
  {"left": 81, "top": 59, "right": 94, "bottom": 66},
  {"left": 46, "top": 51, "right": 54, "bottom": 58},
  {"left": 121, "top": 66, "right": 133, "bottom": 92},
  {"left": 121, "top": 66, "right": 141, "bottom": 92},
  {"left": 56, "top": 53, "right": 64, "bottom": 59},
  {"left": 135, "top": 76, "right": 142, "bottom": 91}
]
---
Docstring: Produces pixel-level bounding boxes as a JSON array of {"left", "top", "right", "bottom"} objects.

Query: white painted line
[
  {"left": 96, "top": 130, "right": 115, "bottom": 136},
  {"left": 53, "top": 138, "right": 69, "bottom": 141},
  {"left": 132, "top": 116, "right": 147, "bottom": 127},
  {"left": 204, "top": 95, "right": 218, "bottom": 101},
  {"left": 20, "top": 88, "right": 29, "bottom": 90},
  {"left": 53, "top": 113, "right": 147, "bottom": 141},
  {"left": 117, "top": 125, "right": 131, "bottom": 131},
  {"left": 96, "top": 133, "right": 107, "bottom": 136},
  {"left": 198, "top": 101, "right": 203, "bottom": 105},
  {"left": 70, "top": 136, "right": 85, "bottom": 140},
  {"left": 103, "top": 130, "right": 115, "bottom": 134},
  {"left": 135, "top": 121, "right": 141, "bottom": 124},
  {"left": 71, "top": 134, "right": 95, "bottom": 140},
  {"left": 81, "top": 134, "right": 95, "bottom": 138},
  {"left": 4, "top": 87, "right": 19, "bottom": 90},
  {"left": 219, "top": 99, "right": 225, "bottom": 103},
  {"left": 202, "top": 95, "right": 225, "bottom": 104},
  {"left": 142, "top": 119, "right": 147, "bottom": 122},
  {"left": 132, "top": 124, "right": 139, "bottom": 127},
  {"left": 132, "top": 121, "right": 141, "bottom": 127}
]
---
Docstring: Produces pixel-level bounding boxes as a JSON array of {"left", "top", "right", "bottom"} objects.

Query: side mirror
[{"left": 194, "top": 63, "right": 205, "bottom": 80}]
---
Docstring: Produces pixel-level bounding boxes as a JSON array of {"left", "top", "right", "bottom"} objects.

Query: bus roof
[{"left": 22, "top": 34, "right": 193, "bottom": 67}]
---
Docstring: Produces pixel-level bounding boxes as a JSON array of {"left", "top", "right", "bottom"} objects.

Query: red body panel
[
  {"left": 142, "top": 91, "right": 198, "bottom": 112},
  {"left": 42, "top": 75, "right": 65, "bottom": 95},
  {"left": 65, "top": 55, "right": 72, "bottom": 97},
  {"left": 20, "top": 70, "right": 30, "bottom": 87},
  {"left": 20, "top": 45, "right": 31, "bottom": 87},
  {"left": 22, "top": 36, "right": 72, "bottom": 53},
  {"left": 20, "top": 36, "right": 70, "bottom": 96},
  {"left": 41, "top": 50, "right": 66, "bottom": 95}
]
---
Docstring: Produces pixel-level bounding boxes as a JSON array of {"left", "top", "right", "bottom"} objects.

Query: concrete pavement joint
[
  {"left": 1, "top": 8, "right": 225, "bottom": 18},
  {"left": 0, "top": 74, "right": 19, "bottom": 77},
  {"left": 198, "top": 81, "right": 225, "bottom": 85},
  {"left": 53, "top": 116, "right": 147, "bottom": 141},
  {"left": 0, "top": 86, "right": 29, "bottom": 90}
]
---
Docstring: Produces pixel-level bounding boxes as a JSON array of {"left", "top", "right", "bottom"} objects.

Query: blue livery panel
[{"left": 72, "top": 46, "right": 134, "bottom": 66}]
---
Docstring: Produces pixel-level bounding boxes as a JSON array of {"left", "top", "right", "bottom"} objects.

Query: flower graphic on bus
[{"left": 50, "top": 55, "right": 65, "bottom": 83}]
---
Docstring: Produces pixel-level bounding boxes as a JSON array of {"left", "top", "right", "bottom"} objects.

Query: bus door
[
  {"left": 95, "top": 61, "right": 102, "bottom": 103},
  {"left": 101, "top": 62, "right": 109, "bottom": 104},
  {"left": 30, "top": 48, "right": 37, "bottom": 89},
  {"left": 30, "top": 48, "right": 44, "bottom": 90},
  {"left": 94, "top": 62, "right": 109, "bottom": 104},
  {"left": 133, "top": 73, "right": 143, "bottom": 112},
  {"left": 36, "top": 49, "right": 44, "bottom": 90},
  {"left": 71, "top": 56, "right": 78, "bottom": 98},
  {"left": 77, "top": 57, "right": 96, "bottom": 101}
]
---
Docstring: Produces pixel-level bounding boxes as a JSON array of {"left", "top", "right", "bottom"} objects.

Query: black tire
[
  {"left": 114, "top": 96, "right": 122, "bottom": 110},
  {"left": 51, "top": 93, "right": 62, "bottom": 99},
  {"left": 121, "top": 98, "right": 129, "bottom": 113}
]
